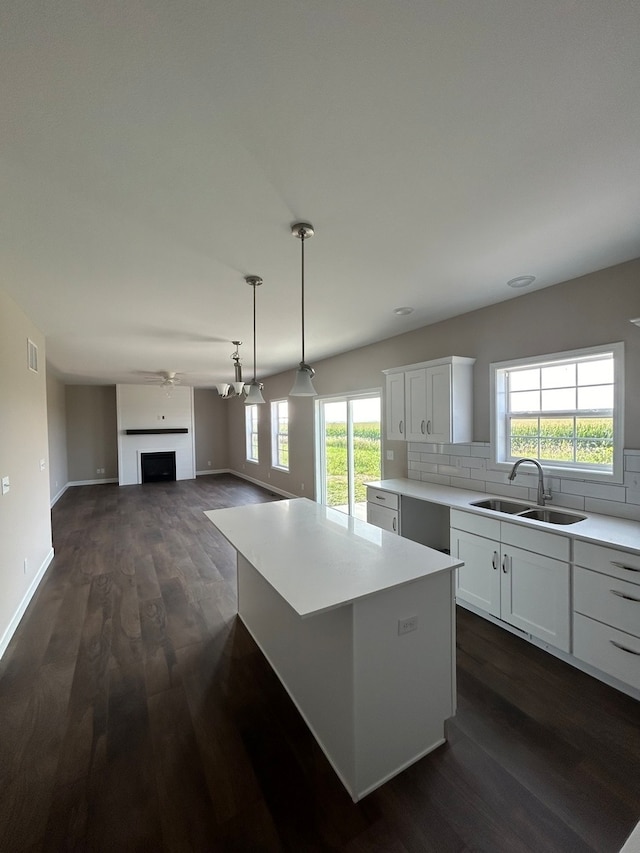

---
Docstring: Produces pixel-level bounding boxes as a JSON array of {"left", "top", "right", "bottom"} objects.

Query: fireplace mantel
[{"left": 125, "top": 428, "right": 188, "bottom": 435}]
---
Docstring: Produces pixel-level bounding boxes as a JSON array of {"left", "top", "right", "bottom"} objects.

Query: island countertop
[{"left": 205, "top": 498, "right": 462, "bottom": 618}]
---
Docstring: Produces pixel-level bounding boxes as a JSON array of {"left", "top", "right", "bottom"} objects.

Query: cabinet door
[
  {"left": 367, "top": 502, "right": 399, "bottom": 534},
  {"left": 385, "top": 373, "right": 405, "bottom": 440},
  {"left": 501, "top": 545, "right": 570, "bottom": 652},
  {"left": 451, "top": 529, "right": 501, "bottom": 617},
  {"left": 405, "top": 368, "right": 428, "bottom": 441},
  {"left": 425, "top": 363, "right": 452, "bottom": 443}
]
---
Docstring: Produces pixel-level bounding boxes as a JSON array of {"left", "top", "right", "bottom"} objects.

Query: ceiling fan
[{"left": 142, "top": 370, "right": 183, "bottom": 395}]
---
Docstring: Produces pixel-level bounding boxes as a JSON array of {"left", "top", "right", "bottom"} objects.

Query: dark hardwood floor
[{"left": 0, "top": 474, "right": 638, "bottom": 852}]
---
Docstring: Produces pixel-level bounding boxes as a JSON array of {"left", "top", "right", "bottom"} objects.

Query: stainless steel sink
[
  {"left": 519, "top": 508, "right": 586, "bottom": 525},
  {"left": 470, "top": 498, "right": 532, "bottom": 514}
]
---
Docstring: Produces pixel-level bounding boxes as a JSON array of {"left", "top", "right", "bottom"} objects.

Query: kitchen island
[{"left": 205, "top": 498, "right": 462, "bottom": 801}]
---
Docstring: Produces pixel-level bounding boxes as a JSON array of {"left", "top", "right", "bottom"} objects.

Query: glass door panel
[{"left": 317, "top": 394, "right": 381, "bottom": 519}]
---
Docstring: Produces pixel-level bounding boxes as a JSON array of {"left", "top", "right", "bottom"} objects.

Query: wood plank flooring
[{"left": 0, "top": 474, "right": 638, "bottom": 852}]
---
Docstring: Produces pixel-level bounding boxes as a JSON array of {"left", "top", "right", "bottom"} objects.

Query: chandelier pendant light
[
  {"left": 244, "top": 275, "right": 265, "bottom": 404},
  {"left": 289, "top": 222, "right": 317, "bottom": 396},
  {"left": 216, "top": 340, "right": 245, "bottom": 398}
]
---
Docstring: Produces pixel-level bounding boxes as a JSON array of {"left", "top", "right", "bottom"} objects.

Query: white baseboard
[
  {"left": 68, "top": 478, "right": 119, "bottom": 487},
  {"left": 228, "top": 468, "right": 299, "bottom": 499},
  {"left": 0, "top": 547, "right": 55, "bottom": 660},
  {"left": 50, "top": 482, "right": 69, "bottom": 506},
  {"left": 196, "top": 468, "right": 231, "bottom": 476}
]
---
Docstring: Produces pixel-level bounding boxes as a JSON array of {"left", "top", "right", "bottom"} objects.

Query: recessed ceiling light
[
  {"left": 507, "top": 275, "right": 536, "bottom": 289},
  {"left": 393, "top": 306, "right": 414, "bottom": 315}
]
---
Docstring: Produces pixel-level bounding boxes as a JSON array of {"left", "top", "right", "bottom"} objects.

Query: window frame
[
  {"left": 245, "top": 404, "right": 259, "bottom": 463},
  {"left": 490, "top": 342, "right": 624, "bottom": 484},
  {"left": 270, "top": 399, "right": 289, "bottom": 471}
]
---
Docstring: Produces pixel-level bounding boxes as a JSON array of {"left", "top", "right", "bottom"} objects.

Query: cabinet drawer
[
  {"left": 500, "top": 521, "right": 569, "bottom": 562},
  {"left": 574, "top": 540, "right": 640, "bottom": 583},
  {"left": 573, "top": 612, "right": 640, "bottom": 690},
  {"left": 367, "top": 503, "right": 399, "bottom": 534},
  {"left": 450, "top": 509, "right": 500, "bottom": 540},
  {"left": 574, "top": 567, "right": 640, "bottom": 639},
  {"left": 366, "top": 488, "right": 399, "bottom": 510}
]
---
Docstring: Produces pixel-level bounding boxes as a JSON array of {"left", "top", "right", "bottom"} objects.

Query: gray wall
[
  {"left": 66, "top": 386, "right": 118, "bottom": 481},
  {"left": 0, "top": 288, "right": 53, "bottom": 653},
  {"left": 227, "top": 258, "right": 640, "bottom": 498},
  {"left": 194, "top": 389, "right": 229, "bottom": 472}
]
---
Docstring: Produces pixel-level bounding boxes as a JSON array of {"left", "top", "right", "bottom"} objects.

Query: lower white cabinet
[
  {"left": 366, "top": 487, "right": 399, "bottom": 534},
  {"left": 451, "top": 509, "right": 570, "bottom": 652},
  {"left": 572, "top": 541, "right": 640, "bottom": 690}
]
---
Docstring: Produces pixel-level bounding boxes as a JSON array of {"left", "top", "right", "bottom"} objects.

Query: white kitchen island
[{"left": 204, "top": 498, "right": 462, "bottom": 801}]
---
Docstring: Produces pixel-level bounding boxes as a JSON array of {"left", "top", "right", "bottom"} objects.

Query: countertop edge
[{"left": 366, "top": 479, "right": 640, "bottom": 555}]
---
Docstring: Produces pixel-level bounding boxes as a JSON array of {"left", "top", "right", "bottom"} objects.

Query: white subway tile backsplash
[
  {"left": 584, "top": 498, "right": 640, "bottom": 522},
  {"left": 450, "top": 476, "right": 480, "bottom": 490},
  {"left": 440, "top": 443, "right": 471, "bottom": 456},
  {"left": 625, "top": 454, "right": 640, "bottom": 473},
  {"left": 402, "top": 442, "right": 640, "bottom": 523},
  {"left": 560, "top": 481, "right": 627, "bottom": 501},
  {"left": 625, "top": 489, "right": 640, "bottom": 506},
  {"left": 470, "top": 444, "right": 491, "bottom": 458},
  {"left": 419, "top": 472, "right": 451, "bottom": 486}
]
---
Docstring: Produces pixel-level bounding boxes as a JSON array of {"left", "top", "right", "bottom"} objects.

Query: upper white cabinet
[{"left": 384, "top": 357, "right": 475, "bottom": 444}]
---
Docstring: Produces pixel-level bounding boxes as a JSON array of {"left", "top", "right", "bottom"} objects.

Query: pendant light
[
  {"left": 244, "top": 275, "right": 265, "bottom": 404},
  {"left": 289, "top": 222, "right": 317, "bottom": 396},
  {"left": 216, "top": 341, "right": 245, "bottom": 398}
]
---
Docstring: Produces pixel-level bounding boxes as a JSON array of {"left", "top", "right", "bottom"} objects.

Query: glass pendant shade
[
  {"left": 216, "top": 382, "right": 231, "bottom": 397},
  {"left": 231, "top": 381, "right": 244, "bottom": 395},
  {"left": 289, "top": 364, "right": 317, "bottom": 396},
  {"left": 245, "top": 379, "right": 265, "bottom": 404}
]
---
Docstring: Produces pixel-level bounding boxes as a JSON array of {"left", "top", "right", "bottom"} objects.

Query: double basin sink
[{"left": 470, "top": 498, "right": 586, "bottom": 526}]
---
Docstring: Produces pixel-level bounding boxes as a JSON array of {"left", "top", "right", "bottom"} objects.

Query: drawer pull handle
[
  {"left": 492, "top": 551, "right": 499, "bottom": 571},
  {"left": 610, "top": 561, "right": 640, "bottom": 573},
  {"left": 610, "top": 589, "right": 640, "bottom": 602},
  {"left": 609, "top": 640, "right": 640, "bottom": 656},
  {"left": 375, "top": 495, "right": 386, "bottom": 501}
]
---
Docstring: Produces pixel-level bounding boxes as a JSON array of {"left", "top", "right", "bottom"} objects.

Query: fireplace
[{"left": 141, "top": 451, "right": 176, "bottom": 483}]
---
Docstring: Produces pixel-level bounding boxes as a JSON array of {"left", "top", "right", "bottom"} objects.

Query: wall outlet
[
  {"left": 398, "top": 615, "right": 418, "bottom": 635},
  {"left": 1, "top": 476, "right": 9, "bottom": 495},
  {"left": 40, "top": 459, "right": 46, "bottom": 471},
  {"left": 386, "top": 449, "right": 394, "bottom": 461},
  {"left": 207, "top": 460, "right": 212, "bottom": 467}
]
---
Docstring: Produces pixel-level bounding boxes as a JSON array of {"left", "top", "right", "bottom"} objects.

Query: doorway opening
[{"left": 316, "top": 392, "right": 381, "bottom": 519}]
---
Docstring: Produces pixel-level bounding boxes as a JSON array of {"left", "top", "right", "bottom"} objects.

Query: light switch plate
[{"left": 1, "top": 476, "right": 10, "bottom": 495}]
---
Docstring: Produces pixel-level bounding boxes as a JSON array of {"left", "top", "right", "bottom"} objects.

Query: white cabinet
[
  {"left": 384, "top": 356, "right": 475, "bottom": 444},
  {"left": 451, "top": 509, "right": 570, "bottom": 652},
  {"left": 366, "top": 487, "right": 399, "bottom": 534},
  {"left": 572, "top": 541, "right": 640, "bottom": 690},
  {"left": 385, "top": 372, "right": 406, "bottom": 441}
]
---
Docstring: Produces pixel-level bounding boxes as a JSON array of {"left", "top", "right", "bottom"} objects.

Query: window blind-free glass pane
[
  {"left": 578, "top": 385, "right": 613, "bottom": 409},
  {"left": 541, "top": 387, "right": 576, "bottom": 410},
  {"left": 510, "top": 390, "right": 541, "bottom": 412},
  {"left": 541, "top": 363, "right": 575, "bottom": 389},
  {"left": 578, "top": 358, "right": 613, "bottom": 386},
  {"left": 509, "top": 368, "right": 540, "bottom": 391}
]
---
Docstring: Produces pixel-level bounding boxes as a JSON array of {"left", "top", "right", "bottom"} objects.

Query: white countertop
[
  {"left": 205, "top": 498, "right": 462, "bottom": 618},
  {"left": 367, "top": 478, "right": 640, "bottom": 554}
]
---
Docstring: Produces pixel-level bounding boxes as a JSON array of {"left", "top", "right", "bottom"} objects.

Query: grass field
[
  {"left": 324, "top": 422, "right": 381, "bottom": 507},
  {"left": 510, "top": 417, "right": 613, "bottom": 464}
]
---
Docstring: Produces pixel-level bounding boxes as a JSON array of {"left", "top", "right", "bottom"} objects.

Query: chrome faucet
[{"left": 508, "top": 458, "right": 552, "bottom": 506}]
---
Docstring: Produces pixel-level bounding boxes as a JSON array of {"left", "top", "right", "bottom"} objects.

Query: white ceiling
[{"left": 2, "top": 1, "right": 639, "bottom": 387}]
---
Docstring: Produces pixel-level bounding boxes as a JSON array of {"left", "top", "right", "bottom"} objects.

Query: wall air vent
[{"left": 27, "top": 339, "right": 38, "bottom": 373}]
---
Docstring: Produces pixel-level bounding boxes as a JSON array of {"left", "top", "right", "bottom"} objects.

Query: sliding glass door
[{"left": 316, "top": 393, "right": 381, "bottom": 519}]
